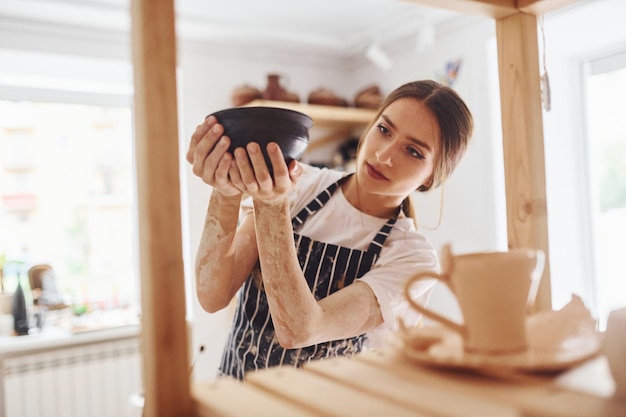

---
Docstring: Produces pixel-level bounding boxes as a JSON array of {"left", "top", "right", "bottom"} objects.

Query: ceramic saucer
[{"left": 394, "top": 295, "right": 602, "bottom": 373}]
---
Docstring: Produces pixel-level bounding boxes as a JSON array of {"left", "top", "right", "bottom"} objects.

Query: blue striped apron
[{"left": 218, "top": 175, "right": 398, "bottom": 380}]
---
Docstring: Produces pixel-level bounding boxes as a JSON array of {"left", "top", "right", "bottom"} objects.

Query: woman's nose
[{"left": 375, "top": 148, "right": 393, "bottom": 167}]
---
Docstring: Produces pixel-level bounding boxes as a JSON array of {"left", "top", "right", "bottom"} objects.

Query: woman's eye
[
  {"left": 376, "top": 123, "right": 390, "bottom": 136},
  {"left": 408, "top": 147, "right": 425, "bottom": 160}
]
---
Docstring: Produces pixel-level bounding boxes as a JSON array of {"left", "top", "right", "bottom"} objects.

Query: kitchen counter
[
  {"left": 0, "top": 307, "right": 140, "bottom": 358},
  {"left": 0, "top": 323, "right": 140, "bottom": 358}
]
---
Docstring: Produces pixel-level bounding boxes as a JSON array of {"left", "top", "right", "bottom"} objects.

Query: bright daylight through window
[
  {"left": 0, "top": 100, "right": 139, "bottom": 332},
  {"left": 584, "top": 56, "right": 626, "bottom": 329}
]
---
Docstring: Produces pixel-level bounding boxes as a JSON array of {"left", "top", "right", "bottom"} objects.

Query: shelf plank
[
  {"left": 305, "top": 355, "right": 521, "bottom": 417},
  {"left": 357, "top": 349, "right": 626, "bottom": 417},
  {"left": 192, "top": 380, "right": 319, "bottom": 417},
  {"left": 244, "top": 100, "right": 376, "bottom": 129},
  {"left": 402, "top": 0, "right": 517, "bottom": 18},
  {"left": 245, "top": 365, "right": 426, "bottom": 417}
]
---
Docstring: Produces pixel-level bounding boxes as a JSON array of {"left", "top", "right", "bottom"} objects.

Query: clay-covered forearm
[
  {"left": 253, "top": 198, "right": 323, "bottom": 348},
  {"left": 195, "top": 190, "right": 246, "bottom": 312}
]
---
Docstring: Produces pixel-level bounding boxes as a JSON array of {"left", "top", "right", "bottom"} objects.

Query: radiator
[{"left": 1, "top": 337, "right": 142, "bottom": 417}]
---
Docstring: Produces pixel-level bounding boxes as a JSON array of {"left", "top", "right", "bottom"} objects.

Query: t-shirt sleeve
[{"left": 358, "top": 232, "right": 440, "bottom": 348}]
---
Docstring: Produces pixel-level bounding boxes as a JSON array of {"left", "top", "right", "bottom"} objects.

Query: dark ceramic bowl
[{"left": 208, "top": 106, "right": 313, "bottom": 170}]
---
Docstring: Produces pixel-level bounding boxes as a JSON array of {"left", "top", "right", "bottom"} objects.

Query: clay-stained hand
[
  {"left": 186, "top": 116, "right": 242, "bottom": 197},
  {"left": 229, "top": 142, "right": 303, "bottom": 203}
]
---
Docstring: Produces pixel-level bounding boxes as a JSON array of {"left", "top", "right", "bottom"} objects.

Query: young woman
[{"left": 186, "top": 80, "right": 473, "bottom": 380}]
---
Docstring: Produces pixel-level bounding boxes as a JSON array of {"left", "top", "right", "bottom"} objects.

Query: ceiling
[{"left": 0, "top": 0, "right": 461, "bottom": 57}]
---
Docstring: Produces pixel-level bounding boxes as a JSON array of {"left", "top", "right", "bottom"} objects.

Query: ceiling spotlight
[
  {"left": 416, "top": 22, "right": 436, "bottom": 52},
  {"left": 365, "top": 43, "right": 393, "bottom": 71}
]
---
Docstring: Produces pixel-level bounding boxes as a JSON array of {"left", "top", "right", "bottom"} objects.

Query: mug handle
[
  {"left": 526, "top": 250, "right": 545, "bottom": 311},
  {"left": 404, "top": 271, "right": 465, "bottom": 336}
]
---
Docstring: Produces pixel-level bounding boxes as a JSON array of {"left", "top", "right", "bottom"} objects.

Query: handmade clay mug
[{"left": 404, "top": 244, "right": 545, "bottom": 354}]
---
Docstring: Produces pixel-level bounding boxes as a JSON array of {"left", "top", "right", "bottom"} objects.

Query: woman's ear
[{"left": 417, "top": 177, "right": 433, "bottom": 192}]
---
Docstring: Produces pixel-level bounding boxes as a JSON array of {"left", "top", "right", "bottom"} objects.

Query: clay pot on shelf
[
  {"left": 231, "top": 84, "right": 262, "bottom": 107},
  {"left": 307, "top": 88, "right": 349, "bottom": 107},
  {"left": 262, "top": 74, "right": 300, "bottom": 103},
  {"left": 354, "top": 85, "right": 383, "bottom": 109}
]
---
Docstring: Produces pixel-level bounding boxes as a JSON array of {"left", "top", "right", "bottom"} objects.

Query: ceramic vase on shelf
[
  {"left": 262, "top": 74, "right": 300, "bottom": 103},
  {"left": 231, "top": 84, "right": 262, "bottom": 107},
  {"left": 12, "top": 274, "right": 29, "bottom": 336}
]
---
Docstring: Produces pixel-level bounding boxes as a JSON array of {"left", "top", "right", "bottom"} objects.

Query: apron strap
[
  {"left": 367, "top": 217, "right": 398, "bottom": 257},
  {"left": 291, "top": 175, "right": 351, "bottom": 228},
  {"left": 291, "top": 172, "right": 398, "bottom": 259}
]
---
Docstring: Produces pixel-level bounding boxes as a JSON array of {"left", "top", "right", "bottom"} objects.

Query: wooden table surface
[{"left": 192, "top": 348, "right": 626, "bottom": 417}]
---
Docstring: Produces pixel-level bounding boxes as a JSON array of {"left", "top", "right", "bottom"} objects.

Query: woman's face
[{"left": 356, "top": 97, "right": 440, "bottom": 202}]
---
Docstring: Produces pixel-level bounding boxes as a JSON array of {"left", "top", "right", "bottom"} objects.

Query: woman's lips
[{"left": 366, "top": 163, "right": 388, "bottom": 181}]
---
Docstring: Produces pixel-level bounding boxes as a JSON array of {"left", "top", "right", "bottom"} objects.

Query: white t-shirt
[{"left": 241, "top": 163, "right": 439, "bottom": 348}]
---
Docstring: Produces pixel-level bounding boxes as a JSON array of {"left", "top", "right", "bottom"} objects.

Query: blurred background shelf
[{"left": 244, "top": 100, "right": 376, "bottom": 129}]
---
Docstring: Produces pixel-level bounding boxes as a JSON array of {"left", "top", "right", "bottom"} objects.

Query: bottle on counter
[
  {"left": 33, "top": 298, "right": 45, "bottom": 330},
  {"left": 12, "top": 274, "right": 29, "bottom": 336}
]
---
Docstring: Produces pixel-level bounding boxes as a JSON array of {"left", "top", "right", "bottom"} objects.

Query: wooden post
[
  {"left": 495, "top": 12, "right": 552, "bottom": 312},
  {"left": 131, "top": 0, "right": 191, "bottom": 415}
]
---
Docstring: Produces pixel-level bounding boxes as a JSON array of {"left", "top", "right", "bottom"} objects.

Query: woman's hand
[
  {"left": 186, "top": 116, "right": 242, "bottom": 197},
  {"left": 229, "top": 142, "right": 303, "bottom": 203}
]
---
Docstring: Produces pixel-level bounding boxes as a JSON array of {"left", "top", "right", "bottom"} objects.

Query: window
[
  {"left": 0, "top": 99, "right": 138, "bottom": 315},
  {"left": 583, "top": 52, "right": 626, "bottom": 329},
  {"left": 538, "top": 0, "right": 626, "bottom": 330}
]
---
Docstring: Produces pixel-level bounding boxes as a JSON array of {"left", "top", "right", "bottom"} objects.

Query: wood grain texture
[
  {"left": 246, "top": 366, "right": 428, "bottom": 417},
  {"left": 131, "top": 0, "right": 190, "bottom": 415},
  {"left": 357, "top": 349, "right": 626, "bottom": 417},
  {"left": 192, "top": 380, "right": 320, "bottom": 417},
  {"left": 305, "top": 354, "right": 522, "bottom": 417},
  {"left": 496, "top": 12, "right": 552, "bottom": 312}
]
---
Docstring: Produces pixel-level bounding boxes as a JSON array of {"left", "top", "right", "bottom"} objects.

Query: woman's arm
[
  {"left": 253, "top": 198, "right": 384, "bottom": 348},
  {"left": 186, "top": 116, "right": 259, "bottom": 313},
  {"left": 195, "top": 193, "right": 258, "bottom": 313},
  {"left": 231, "top": 141, "right": 383, "bottom": 348}
]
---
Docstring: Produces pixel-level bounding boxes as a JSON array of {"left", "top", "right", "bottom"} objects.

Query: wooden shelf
[{"left": 244, "top": 100, "right": 376, "bottom": 129}]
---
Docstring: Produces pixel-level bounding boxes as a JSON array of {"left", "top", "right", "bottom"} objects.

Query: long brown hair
[{"left": 359, "top": 80, "right": 474, "bottom": 226}]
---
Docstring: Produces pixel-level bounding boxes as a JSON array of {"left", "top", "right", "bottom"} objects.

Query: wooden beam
[
  {"left": 517, "top": 0, "right": 587, "bottom": 15},
  {"left": 495, "top": 12, "right": 552, "bottom": 312},
  {"left": 131, "top": 0, "right": 191, "bottom": 416},
  {"left": 403, "top": 0, "right": 518, "bottom": 18},
  {"left": 403, "top": 0, "right": 585, "bottom": 18}
]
